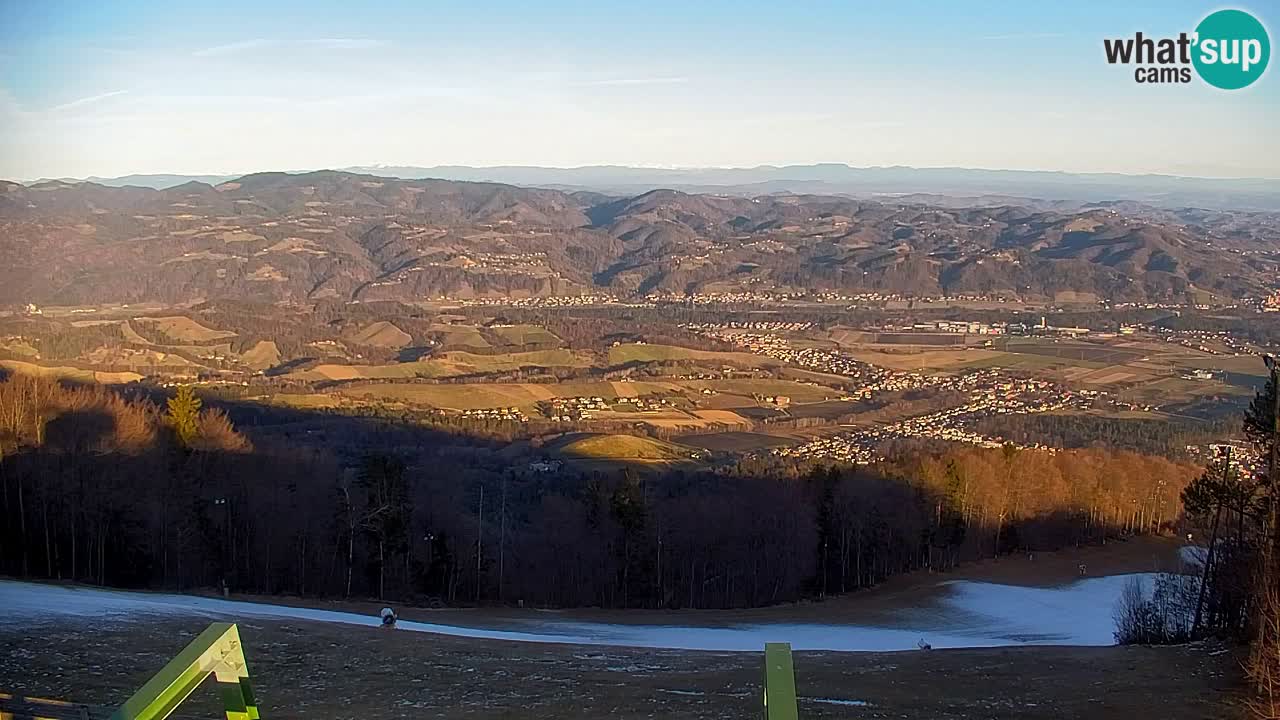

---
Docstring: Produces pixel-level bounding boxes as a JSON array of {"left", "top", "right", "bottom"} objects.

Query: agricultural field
[{"left": 607, "top": 343, "right": 780, "bottom": 368}]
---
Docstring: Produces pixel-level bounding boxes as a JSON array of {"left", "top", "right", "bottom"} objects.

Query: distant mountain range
[
  {"left": 2, "top": 170, "right": 1277, "bottom": 307},
  {"left": 28, "top": 164, "right": 1280, "bottom": 212}
]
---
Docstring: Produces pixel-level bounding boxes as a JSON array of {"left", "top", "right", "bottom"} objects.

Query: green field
[{"left": 685, "top": 378, "right": 840, "bottom": 404}]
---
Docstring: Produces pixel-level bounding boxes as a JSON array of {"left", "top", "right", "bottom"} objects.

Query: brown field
[
  {"left": 240, "top": 340, "right": 282, "bottom": 370},
  {"left": 346, "top": 321, "right": 412, "bottom": 349},
  {"left": 0, "top": 359, "right": 143, "bottom": 384},
  {"left": 689, "top": 409, "right": 752, "bottom": 425},
  {"left": 134, "top": 316, "right": 236, "bottom": 343}
]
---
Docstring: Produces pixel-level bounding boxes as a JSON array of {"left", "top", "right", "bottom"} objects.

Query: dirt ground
[
  {"left": 2, "top": 538, "right": 1238, "bottom": 719},
  {"left": 1, "top": 616, "right": 1243, "bottom": 719}
]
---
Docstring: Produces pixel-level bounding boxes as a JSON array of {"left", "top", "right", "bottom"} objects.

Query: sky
[{"left": 1, "top": 0, "right": 1276, "bottom": 180}]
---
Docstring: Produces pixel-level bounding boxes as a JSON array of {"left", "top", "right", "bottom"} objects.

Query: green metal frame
[
  {"left": 762, "top": 642, "right": 798, "bottom": 720},
  {"left": 109, "top": 623, "right": 260, "bottom": 720}
]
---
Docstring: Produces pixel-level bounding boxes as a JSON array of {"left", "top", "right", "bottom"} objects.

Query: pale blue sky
[{"left": 1, "top": 0, "right": 1276, "bottom": 180}]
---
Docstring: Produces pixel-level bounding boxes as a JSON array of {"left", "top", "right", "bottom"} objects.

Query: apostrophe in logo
[
  {"left": 1193, "top": 9, "right": 1270, "bottom": 89},
  {"left": 1103, "top": 8, "right": 1270, "bottom": 89}
]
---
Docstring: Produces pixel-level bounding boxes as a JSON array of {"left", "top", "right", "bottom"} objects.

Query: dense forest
[
  {"left": 975, "top": 413, "right": 1235, "bottom": 458},
  {"left": 0, "top": 375, "right": 1199, "bottom": 609}
]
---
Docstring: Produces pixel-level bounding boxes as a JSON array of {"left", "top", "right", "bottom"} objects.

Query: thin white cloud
[
  {"left": 979, "top": 32, "right": 1067, "bottom": 41},
  {"left": 192, "top": 39, "right": 273, "bottom": 57},
  {"left": 49, "top": 90, "right": 128, "bottom": 112},
  {"left": 192, "top": 37, "right": 384, "bottom": 57},
  {"left": 574, "top": 76, "right": 689, "bottom": 87},
  {"left": 310, "top": 38, "right": 384, "bottom": 50}
]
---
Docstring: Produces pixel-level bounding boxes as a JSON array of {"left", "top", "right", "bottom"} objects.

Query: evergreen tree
[{"left": 166, "top": 385, "right": 202, "bottom": 449}]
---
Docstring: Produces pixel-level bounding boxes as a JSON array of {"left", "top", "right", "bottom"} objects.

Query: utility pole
[
  {"left": 476, "top": 483, "right": 484, "bottom": 604},
  {"left": 499, "top": 474, "right": 507, "bottom": 604}
]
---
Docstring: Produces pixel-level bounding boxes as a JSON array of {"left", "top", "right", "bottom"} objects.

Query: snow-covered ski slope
[{"left": 0, "top": 573, "right": 1150, "bottom": 652}]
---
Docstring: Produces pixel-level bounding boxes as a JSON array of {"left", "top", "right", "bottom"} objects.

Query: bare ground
[
  {"left": 1, "top": 617, "right": 1243, "bottom": 719},
  {"left": 1, "top": 538, "right": 1239, "bottom": 718}
]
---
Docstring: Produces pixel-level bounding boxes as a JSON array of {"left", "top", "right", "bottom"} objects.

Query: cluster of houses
[
  {"left": 544, "top": 396, "right": 611, "bottom": 421},
  {"left": 616, "top": 395, "right": 675, "bottom": 412},
  {"left": 460, "top": 294, "right": 625, "bottom": 308},
  {"left": 775, "top": 372, "right": 1081, "bottom": 464},
  {"left": 684, "top": 324, "right": 1111, "bottom": 464},
  {"left": 460, "top": 406, "right": 528, "bottom": 422}
]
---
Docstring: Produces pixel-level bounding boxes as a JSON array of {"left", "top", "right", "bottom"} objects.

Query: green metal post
[
  {"left": 110, "top": 623, "right": 260, "bottom": 720},
  {"left": 763, "top": 642, "right": 798, "bottom": 720}
]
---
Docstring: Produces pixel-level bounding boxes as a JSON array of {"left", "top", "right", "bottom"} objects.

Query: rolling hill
[{"left": 1, "top": 171, "right": 1276, "bottom": 307}]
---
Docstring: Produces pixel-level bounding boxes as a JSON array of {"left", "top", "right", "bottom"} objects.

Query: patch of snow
[
  {"left": 805, "top": 698, "right": 871, "bottom": 707},
  {"left": 0, "top": 575, "right": 1156, "bottom": 653},
  {"left": 1180, "top": 545, "right": 1208, "bottom": 568}
]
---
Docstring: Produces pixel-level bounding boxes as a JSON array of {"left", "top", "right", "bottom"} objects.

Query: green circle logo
[{"left": 1192, "top": 9, "right": 1270, "bottom": 89}]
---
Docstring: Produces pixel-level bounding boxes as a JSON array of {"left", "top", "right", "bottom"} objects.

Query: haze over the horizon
[{"left": 2, "top": 0, "right": 1277, "bottom": 181}]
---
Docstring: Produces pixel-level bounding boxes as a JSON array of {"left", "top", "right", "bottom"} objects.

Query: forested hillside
[{"left": 0, "top": 376, "right": 1198, "bottom": 608}]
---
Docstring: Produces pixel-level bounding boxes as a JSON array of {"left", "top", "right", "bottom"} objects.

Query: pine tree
[{"left": 167, "top": 385, "right": 202, "bottom": 448}]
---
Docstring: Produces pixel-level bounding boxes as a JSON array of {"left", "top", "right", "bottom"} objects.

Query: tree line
[{"left": 0, "top": 374, "right": 1198, "bottom": 610}]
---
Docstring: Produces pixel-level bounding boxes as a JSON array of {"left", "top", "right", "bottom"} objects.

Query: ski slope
[{"left": 0, "top": 574, "right": 1149, "bottom": 652}]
